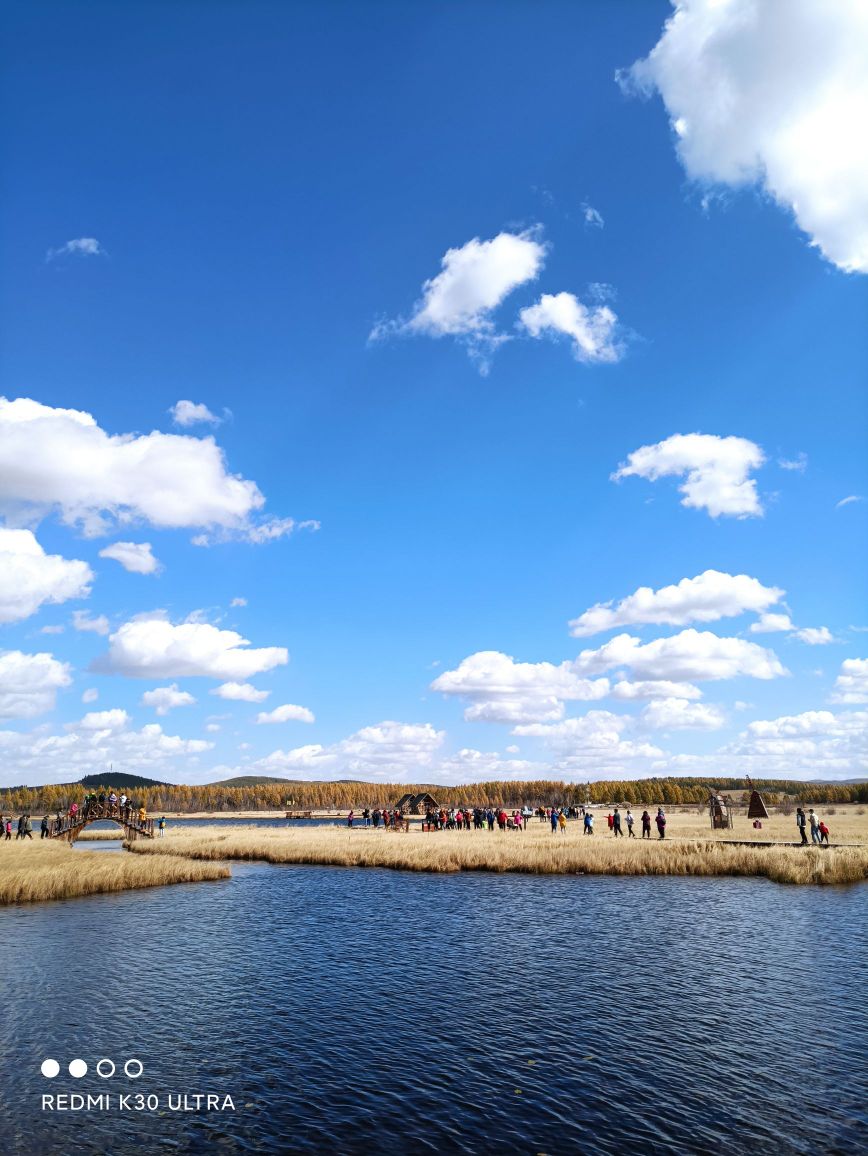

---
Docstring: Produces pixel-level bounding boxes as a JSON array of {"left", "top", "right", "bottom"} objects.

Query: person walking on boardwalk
[
  {"left": 796, "top": 807, "right": 808, "bottom": 845},
  {"left": 347, "top": 810, "right": 354, "bottom": 828},
  {"left": 625, "top": 808, "right": 635, "bottom": 838},
  {"left": 809, "top": 810, "right": 821, "bottom": 845},
  {"left": 607, "top": 812, "right": 614, "bottom": 835},
  {"left": 557, "top": 809, "right": 567, "bottom": 834},
  {"left": 655, "top": 808, "right": 666, "bottom": 840},
  {"left": 641, "top": 810, "right": 651, "bottom": 838},
  {"left": 818, "top": 820, "right": 830, "bottom": 846},
  {"left": 4, "top": 816, "right": 11, "bottom": 840},
  {"left": 21, "top": 815, "right": 33, "bottom": 839},
  {"left": 40, "top": 815, "right": 50, "bottom": 839},
  {"left": 612, "top": 807, "right": 623, "bottom": 837},
  {"left": 158, "top": 816, "right": 166, "bottom": 838},
  {"left": 550, "top": 808, "right": 559, "bottom": 834}
]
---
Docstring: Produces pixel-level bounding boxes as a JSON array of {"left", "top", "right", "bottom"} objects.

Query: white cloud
[
  {"left": 792, "top": 626, "right": 834, "bottom": 646},
  {"left": 831, "top": 658, "right": 868, "bottom": 704},
  {"left": 778, "top": 453, "right": 808, "bottom": 472},
  {"left": 574, "top": 628, "right": 787, "bottom": 682},
  {"left": 251, "top": 721, "right": 445, "bottom": 780},
  {"left": 81, "top": 688, "right": 99, "bottom": 704},
  {"left": 431, "top": 650, "right": 609, "bottom": 724},
  {"left": 0, "top": 397, "right": 294, "bottom": 541},
  {"left": 513, "top": 710, "right": 665, "bottom": 776},
  {"left": 0, "top": 528, "right": 92, "bottom": 624},
  {"left": 569, "top": 570, "right": 783, "bottom": 637},
  {"left": 0, "top": 718, "right": 213, "bottom": 785},
  {"left": 621, "top": 0, "right": 868, "bottom": 273},
  {"left": 99, "top": 541, "right": 161, "bottom": 575},
  {"left": 206, "top": 722, "right": 221, "bottom": 733},
  {"left": 750, "top": 613, "right": 794, "bottom": 634},
  {"left": 612, "top": 433, "right": 765, "bottom": 517},
  {"left": 518, "top": 291, "right": 622, "bottom": 364},
  {"left": 371, "top": 230, "right": 546, "bottom": 369},
  {"left": 170, "top": 400, "right": 222, "bottom": 427},
  {"left": 46, "top": 237, "right": 105, "bottom": 261},
  {"left": 640, "top": 697, "right": 725, "bottom": 731},
  {"left": 40, "top": 625, "right": 65, "bottom": 634},
  {"left": 0, "top": 651, "right": 71, "bottom": 718},
  {"left": 96, "top": 616, "right": 288, "bottom": 680},
  {"left": 72, "top": 610, "right": 110, "bottom": 636},
  {"left": 836, "top": 495, "right": 864, "bottom": 509},
  {"left": 582, "top": 202, "right": 605, "bottom": 228},
  {"left": 610, "top": 679, "right": 702, "bottom": 700},
  {"left": 141, "top": 684, "right": 197, "bottom": 715},
  {"left": 230, "top": 597, "right": 247, "bottom": 608},
  {"left": 210, "top": 681, "right": 270, "bottom": 703},
  {"left": 255, "top": 703, "right": 315, "bottom": 724},
  {"left": 75, "top": 708, "right": 130, "bottom": 731}
]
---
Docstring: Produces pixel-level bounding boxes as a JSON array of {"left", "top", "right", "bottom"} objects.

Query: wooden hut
[
  {"left": 708, "top": 792, "right": 734, "bottom": 830},
  {"left": 395, "top": 791, "right": 439, "bottom": 815}
]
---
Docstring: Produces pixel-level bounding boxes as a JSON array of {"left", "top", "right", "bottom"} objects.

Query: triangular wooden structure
[{"left": 746, "top": 790, "right": 769, "bottom": 819}]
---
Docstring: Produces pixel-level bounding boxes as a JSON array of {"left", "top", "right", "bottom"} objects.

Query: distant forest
[{"left": 2, "top": 776, "right": 867, "bottom": 814}]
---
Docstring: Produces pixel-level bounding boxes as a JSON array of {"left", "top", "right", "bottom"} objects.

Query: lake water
[{"left": 0, "top": 866, "right": 865, "bottom": 1155}]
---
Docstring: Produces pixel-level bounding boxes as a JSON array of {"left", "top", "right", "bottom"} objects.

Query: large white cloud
[
  {"left": 96, "top": 615, "right": 288, "bottom": 680},
  {"left": 0, "top": 528, "right": 92, "bottom": 624},
  {"left": 141, "top": 684, "right": 197, "bottom": 715},
  {"left": 99, "top": 541, "right": 161, "bottom": 575},
  {"left": 831, "top": 658, "right": 868, "bottom": 704},
  {"left": 569, "top": 570, "right": 783, "bottom": 637},
  {"left": 610, "top": 679, "right": 702, "bottom": 700},
  {"left": 0, "top": 719, "right": 213, "bottom": 785},
  {"left": 640, "top": 697, "right": 725, "bottom": 731},
  {"left": 612, "top": 433, "right": 765, "bottom": 517},
  {"left": 0, "top": 397, "right": 296, "bottom": 541},
  {"left": 251, "top": 721, "right": 445, "bottom": 779},
  {"left": 0, "top": 651, "right": 72, "bottom": 719},
  {"left": 574, "top": 629, "right": 786, "bottom": 682},
  {"left": 518, "top": 291, "right": 622, "bottom": 363},
  {"left": 371, "top": 230, "right": 546, "bottom": 369},
  {"left": 621, "top": 0, "right": 868, "bottom": 273},
  {"left": 431, "top": 650, "right": 609, "bottom": 724},
  {"left": 513, "top": 710, "right": 665, "bottom": 776}
]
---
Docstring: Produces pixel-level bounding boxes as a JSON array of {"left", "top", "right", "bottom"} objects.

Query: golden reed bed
[
  {"left": 0, "top": 840, "right": 230, "bottom": 905},
  {"left": 126, "top": 823, "right": 868, "bottom": 886}
]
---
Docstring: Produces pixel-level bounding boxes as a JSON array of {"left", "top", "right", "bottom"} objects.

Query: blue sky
[{"left": 1, "top": 0, "right": 866, "bottom": 786}]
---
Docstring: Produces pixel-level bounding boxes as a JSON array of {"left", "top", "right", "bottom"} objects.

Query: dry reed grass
[
  {"left": 126, "top": 823, "right": 868, "bottom": 886},
  {"left": 0, "top": 840, "right": 230, "bottom": 905}
]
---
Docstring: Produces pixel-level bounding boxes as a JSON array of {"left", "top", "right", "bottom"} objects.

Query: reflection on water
[{"left": 0, "top": 867, "right": 865, "bottom": 1155}]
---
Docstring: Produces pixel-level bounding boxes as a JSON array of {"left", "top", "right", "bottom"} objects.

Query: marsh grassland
[
  {"left": 126, "top": 810, "right": 868, "bottom": 886},
  {"left": 0, "top": 840, "right": 230, "bottom": 905}
]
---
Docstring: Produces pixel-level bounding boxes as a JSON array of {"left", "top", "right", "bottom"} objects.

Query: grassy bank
[
  {"left": 0, "top": 841, "right": 230, "bottom": 905},
  {"left": 126, "top": 823, "right": 868, "bottom": 886}
]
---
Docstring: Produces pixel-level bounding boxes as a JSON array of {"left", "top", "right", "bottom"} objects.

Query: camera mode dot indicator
[
  {"left": 41, "top": 1059, "right": 60, "bottom": 1079},
  {"left": 68, "top": 1059, "right": 88, "bottom": 1078}
]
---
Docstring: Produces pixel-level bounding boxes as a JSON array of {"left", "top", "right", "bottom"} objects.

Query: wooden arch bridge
[{"left": 47, "top": 800, "right": 154, "bottom": 841}]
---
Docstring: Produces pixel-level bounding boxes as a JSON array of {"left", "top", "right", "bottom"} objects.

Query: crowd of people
[
  {"left": 342, "top": 804, "right": 674, "bottom": 838},
  {"left": 341, "top": 803, "right": 834, "bottom": 845}
]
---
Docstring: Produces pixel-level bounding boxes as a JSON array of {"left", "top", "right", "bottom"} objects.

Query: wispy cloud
[
  {"left": 46, "top": 237, "right": 106, "bottom": 262},
  {"left": 836, "top": 495, "right": 864, "bottom": 509}
]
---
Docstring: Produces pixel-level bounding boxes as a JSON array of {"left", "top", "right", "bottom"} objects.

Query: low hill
[
  {"left": 79, "top": 772, "right": 172, "bottom": 790},
  {"left": 213, "top": 776, "right": 297, "bottom": 787}
]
